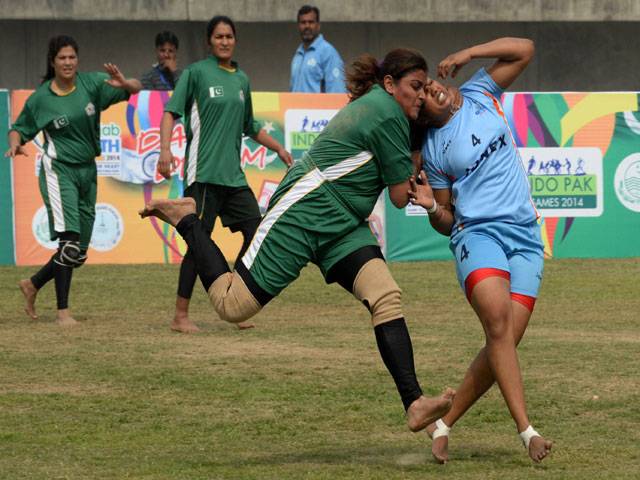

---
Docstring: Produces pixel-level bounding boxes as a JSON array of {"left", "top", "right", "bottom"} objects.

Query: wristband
[{"left": 426, "top": 201, "right": 438, "bottom": 215}]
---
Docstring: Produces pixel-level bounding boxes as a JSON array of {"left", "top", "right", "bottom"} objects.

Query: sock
[{"left": 374, "top": 318, "right": 423, "bottom": 410}]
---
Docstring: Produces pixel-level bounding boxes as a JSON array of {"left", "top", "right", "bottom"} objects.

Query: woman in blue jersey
[
  {"left": 6, "top": 35, "right": 141, "bottom": 326},
  {"left": 408, "top": 37, "right": 552, "bottom": 463}
]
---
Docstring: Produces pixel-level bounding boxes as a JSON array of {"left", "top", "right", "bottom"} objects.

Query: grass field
[{"left": 0, "top": 258, "right": 639, "bottom": 479}]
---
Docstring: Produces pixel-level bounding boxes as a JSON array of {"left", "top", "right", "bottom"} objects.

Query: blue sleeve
[
  {"left": 422, "top": 139, "right": 450, "bottom": 190},
  {"left": 460, "top": 68, "right": 504, "bottom": 98},
  {"left": 323, "top": 47, "right": 346, "bottom": 93}
]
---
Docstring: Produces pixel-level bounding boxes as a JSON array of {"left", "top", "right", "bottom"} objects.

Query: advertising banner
[
  {"left": 10, "top": 90, "right": 349, "bottom": 265},
  {"left": 386, "top": 92, "right": 640, "bottom": 261}
]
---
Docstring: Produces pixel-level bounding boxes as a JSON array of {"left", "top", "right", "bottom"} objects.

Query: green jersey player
[
  {"left": 157, "top": 16, "right": 292, "bottom": 333},
  {"left": 142, "top": 48, "right": 455, "bottom": 435},
  {"left": 6, "top": 35, "right": 141, "bottom": 326}
]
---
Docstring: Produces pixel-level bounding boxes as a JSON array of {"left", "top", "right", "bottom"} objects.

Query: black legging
[{"left": 176, "top": 217, "right": 260, "bottom": 299}]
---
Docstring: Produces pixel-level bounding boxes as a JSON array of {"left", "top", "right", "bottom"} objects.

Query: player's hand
[
  {"left": 157, "top": 149, "right": 175, "bottom": 180},
  {"left": 103, "top": 63, "right": 127, "bottom": 88},
  {"left": 4, "top": 144, "right": 27, "bottom": 158},
  {"left": 438, "top": 49, "right": 472, "bottom": 79},
  {"left": 277, "top": 148, "right": 293, "bottom": 168},
  {"left": 408, "top": 170, "right": 436, "bottom": 210}
]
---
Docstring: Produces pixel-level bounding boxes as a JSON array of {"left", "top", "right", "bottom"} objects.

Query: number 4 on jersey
[
  {"left": 460, "top": 244, "right": 470, "bottom": 262},
  {"left": 471, "top": 134, "right": 481, "bottom": 146}
]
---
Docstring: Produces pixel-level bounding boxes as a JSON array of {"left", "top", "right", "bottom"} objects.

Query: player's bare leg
[
  {"left": 425, "top": 301, "right": 535, "bottom": 463},
  {"left": 407, "top": 388, "right": 455, "bottom": 432},
  {"left": 18, "top": 279, "right": 38, "bottom": 319},
  {"left": 171, "top": 295, "right": 200, "bottom": 333},
  {"left": 56, "top": 308, "right": 78, "bottom": 327},
  {"left": 138, "top": 197, "right": 196, "bottom": 226}
]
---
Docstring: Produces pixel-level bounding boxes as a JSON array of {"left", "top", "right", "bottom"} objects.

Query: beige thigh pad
[
  {"left": 208, "top": 271, "right": 262, "bottom": 323},
  {"left": 352, "top": 258, "right": 403, "bottom": 326}
]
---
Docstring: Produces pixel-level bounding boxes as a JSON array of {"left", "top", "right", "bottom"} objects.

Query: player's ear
[{"left": 383, "top": 75, "right": 395, "bottom": 95}]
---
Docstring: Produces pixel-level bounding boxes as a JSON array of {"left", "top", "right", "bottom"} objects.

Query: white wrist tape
[
  {"left": 427, "top": 201, "right": 438, "bottom": 215},
  {"left": 519, "top": 425, "right": 540, "bottom": 449}
]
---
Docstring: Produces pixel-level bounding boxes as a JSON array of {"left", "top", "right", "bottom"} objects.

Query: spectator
[
  {"left": 141, "top": 31, "right": 182, "bottom": 90},
  {"left": 290, "top": 5, "right": 346, "bottom": 93}
]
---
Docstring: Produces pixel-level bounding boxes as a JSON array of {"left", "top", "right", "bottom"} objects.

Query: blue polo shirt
[{"left": 290, "top": 34, "right": 346, "bottom": 93}]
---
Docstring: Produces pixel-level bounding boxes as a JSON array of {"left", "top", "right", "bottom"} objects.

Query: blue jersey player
[{"left": 409, "top": 37, "right": 552, "bottom": 464}]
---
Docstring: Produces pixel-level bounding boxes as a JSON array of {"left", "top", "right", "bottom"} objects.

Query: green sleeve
[
  {"left": 242, "top": 84, "right": 260, "bottom": 137},
  {"left": 367, "top": 116, "right": 413, "bottom": 186},
  {"left": 93, "top": 72, "right": 130, "bottom": 111},
  {"left": 11, "top": 101, "right": 40, "bottom": 143},
  {"left": 164, "top": 69, "right": 191, "bottom": 118}
]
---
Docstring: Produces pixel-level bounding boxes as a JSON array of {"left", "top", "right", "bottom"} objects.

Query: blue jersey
[
  {"left": 422, "top": 68, "right": 537, "bottom": 237},
  {"left": 290, "top": 34, "right": 346, "bottom": 93}
]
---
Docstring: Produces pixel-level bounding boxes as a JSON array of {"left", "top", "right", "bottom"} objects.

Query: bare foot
[
  {"left": 236, "top": 321, "right": 255, "bottom": 330},
  {"left": 426, "top": 421, "right": 450, "bottom": 464},
  {"left": 18, "top": 279, "right": 38, "bottom": 319},
  {"left": 529, "top": 435, "right": 552, "bottom": 463},
  {"left": 56, "top": 309, "right": 78, "bottom": 327},
  {"left": 138, "top": 198, "right": 196, "bottom": 226},
  {"left": 407, "top": 388, "right": 455, "bottom": 433},
  {"left": 170, "top": 315, "right": 201, "bottom": 334}
]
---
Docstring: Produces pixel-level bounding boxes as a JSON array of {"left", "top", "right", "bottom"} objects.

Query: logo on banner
[
  {"left": 614, "top": 153, "right": 640, "bottom": 212},
  {"left": 284, "top": 109, "right": 338, "bottom": 161},
  {"left": 520, "top": 147, "right": 603, "bottom": 217},
  {"left": 31, "top": 206, "right": 57, "bottom": 250},
  {"left": 98, "top": 123, "right": 122, "bottom": 176},
  {"left": 90, "top": 203, "right": 124, "bottom": 252}
]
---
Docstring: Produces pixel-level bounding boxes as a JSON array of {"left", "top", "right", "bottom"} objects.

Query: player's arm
[
  {"left": 158, "top": 111, "right": 178, "bottom": 179},
  {"left": 408, "top": 171, "right": 455, "bottom": 236},
  {"left": 250, "top": 129, "right": 292, "bottom": 167},
  {"left": 438, "top": 37, "right": 534, "bottom": 89}
]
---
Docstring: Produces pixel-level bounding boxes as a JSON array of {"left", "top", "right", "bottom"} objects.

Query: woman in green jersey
[
  {"left": 141, "top": 48, "right": 455, "bottom": 433},
  {"left": 157, "top": 15, "right": 293, "bottom": 334},
  {"left": 6, "top": 35, "right": 141, "bottom": 326}
]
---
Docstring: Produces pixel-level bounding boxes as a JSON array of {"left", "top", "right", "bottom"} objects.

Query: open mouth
[{"left": 437, "top": 91, "right": 446, "bottom": 104}]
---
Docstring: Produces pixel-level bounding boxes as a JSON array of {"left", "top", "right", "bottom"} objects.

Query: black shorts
[{"left": 184, "top": 183, "right": 261, "bottom": 234}]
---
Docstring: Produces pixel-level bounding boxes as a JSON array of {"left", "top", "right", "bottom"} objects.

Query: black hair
[
  {"left": 206, "top": 15, "right": 236, "bottom": 44},
  {"left": 297, "top": 5, "right": 320, "bottom": 22},
  {"left": 42, "top": 35, "right": 79, "bottom": 84},
  {"left": 346, "top": 48, "right": 428, "bottom": 101},
  {"left": 155, "top": 31, "right": 179, "bottom": 49}
]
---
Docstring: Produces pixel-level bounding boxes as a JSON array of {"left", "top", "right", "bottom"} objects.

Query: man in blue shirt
[{"left": 290, "top": 5, "right": 346, "bottom": 93}]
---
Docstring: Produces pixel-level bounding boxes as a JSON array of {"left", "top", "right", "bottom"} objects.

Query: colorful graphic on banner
[
  {"left": 10, "top": 90, "right": 349, "bottom": 265},
  {"left": 387, "top": 92, "right": 640, "bottom": 262}
]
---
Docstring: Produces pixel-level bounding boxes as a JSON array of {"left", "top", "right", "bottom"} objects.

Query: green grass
[{"left": 0, "top": 259, "right": 639, "bottom": 479}]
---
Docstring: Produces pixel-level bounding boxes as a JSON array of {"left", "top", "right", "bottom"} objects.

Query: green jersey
[
  {"left": 11, "top": 72, "right": 129, "bottom": 165},
  {"left": 288, "top": 84, "right": 413, "bottom": 220},
  {"left": 165, "top": 55, "right": 260, "bottom": 188}
]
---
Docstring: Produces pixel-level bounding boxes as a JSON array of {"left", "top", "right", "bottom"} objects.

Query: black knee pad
[{"left": 54, "top": 240, "right": 85, "bottom": 268}]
